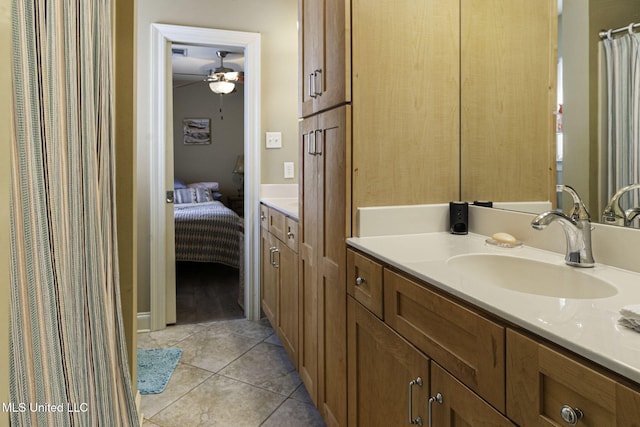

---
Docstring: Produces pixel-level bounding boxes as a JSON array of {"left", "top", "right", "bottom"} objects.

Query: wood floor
[{"left": 175, "top": 261, "right": 244, "bottom": 324}]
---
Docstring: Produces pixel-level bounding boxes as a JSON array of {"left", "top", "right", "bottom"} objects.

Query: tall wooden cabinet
[
  {"left": 294, "top": 1, "right": 557, "bottom": 426},
  {"left": 299, "top": 106, "right": 350, "bottom": 426},
  {"left": 298, "top": 0, "right": 349, "bottom": 117},
  {"left": 351, "top": 0, "right": 461, "bottom": 214}
]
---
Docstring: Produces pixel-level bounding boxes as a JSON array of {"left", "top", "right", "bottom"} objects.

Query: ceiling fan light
[
  {"left": 209, "top": 80, "right": 235, "bottom": 94},
  {"left": 224, "top": 71, "right": 239, "bottom": 81}
]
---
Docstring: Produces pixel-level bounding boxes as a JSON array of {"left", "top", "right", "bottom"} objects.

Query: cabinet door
[
  {"left": 430, "top": 362, "right": 515, "bottom": 427},
  {"left": 460, "top": 0, "right": 557, "bottom": 203},
  {"left": 351, "top": 0, "right": 460, "bottom": 218},
  {"left": 348, "top": 297, "right": 430, "bottom": 427},
  {"left": 299, "top": 0, "right": 348, "bottom": 117},
  {"left": 277, "top": 242, "right": 299, "bottom": 369},
  {"left": 298, "top": 114, "right": 319, "bottom": 404},
  {"left": 317, "top": 106, "right": 350, "bottom": 427},
  {"left": 384, "top": 269, "right": 505, "bottom": 412},
  {"left": 260, "top": 230, "right": 278, "bottom": 325},
  {"left": 507, "top": 329, "right": 640, "bottom": 426}
]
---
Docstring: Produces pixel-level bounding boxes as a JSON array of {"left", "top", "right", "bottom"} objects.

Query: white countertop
[
  {"left": 261, "top": 197, "right": 299, "bottom": 219},
  {"left": 347, "top": 231, "right": 640, "bottom": 384}
]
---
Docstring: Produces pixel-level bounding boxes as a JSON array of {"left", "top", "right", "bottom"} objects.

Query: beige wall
[
  {"left": 115, "top": 0, "right": 138, "bottom": 382},
  {"left": 136, "top": 0, "right": 298, "bottom": 312},
  {"left": 173, "top": 82, "right": 244, "bottom": 196},
  {"left": 1, "top": 0, "right": 11, "bottom": 424}
]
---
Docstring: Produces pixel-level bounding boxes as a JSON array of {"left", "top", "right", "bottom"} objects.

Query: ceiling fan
[{"left": 206, "top": 51, "right": 244, "bottom": 94}]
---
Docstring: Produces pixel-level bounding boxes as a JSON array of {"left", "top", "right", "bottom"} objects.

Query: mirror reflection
[
  {"left": 560, "top": 0, "right": 640, "bottom": 227},
  {"left": 486, "top": 0, "right": 640, "bottom": 227}
]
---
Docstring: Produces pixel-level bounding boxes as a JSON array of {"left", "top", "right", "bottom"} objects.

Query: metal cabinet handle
[
  {"left": 314, "top": 129, "right": 323, "bottom": 155},
  {"left": 355, "top": 276, "right": 366, "bottom": 286},
  {"left": 427, "top": 392, "right": 443, "bottom": 427},
  {"left": 269, "top": 246, "right": 277, "bottom": 266},
  {"left": 287, "top": 231, "right": 294, "bottom": 239},
  {"left": 560, "top": 405, "right": 584, "bottom": 425},
  {"left": 272, "top": 248, "right": 280, "bottom": 269},
  {"left": 308, "top": 130, "right": 316, "bottom": 155},
  {"left": 408, "top": 377, "right": 423, "bottom": 426},
  {"left": 313, "top": 69, "right": 323, "bottom": 96},
  {"left": 308, "top": 72, "right": 316, "bottom": 99}
]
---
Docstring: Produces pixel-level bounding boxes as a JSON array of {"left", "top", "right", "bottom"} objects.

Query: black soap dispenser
[{"left": 449, "top": 201, "right": 468, "bottom": 235}]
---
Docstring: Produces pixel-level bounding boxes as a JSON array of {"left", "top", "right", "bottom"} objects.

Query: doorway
[{"left": 149, "top": 24, "right": 261, "bottom": 330}]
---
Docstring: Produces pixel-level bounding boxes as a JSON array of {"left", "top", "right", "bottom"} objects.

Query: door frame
[{"left": 149, "top": 24, "right": 262, "bottom": 330}]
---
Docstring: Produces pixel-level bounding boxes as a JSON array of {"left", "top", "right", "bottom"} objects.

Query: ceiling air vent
[{"left": 171, "top": 47, "right": 188, "bottom": 57}]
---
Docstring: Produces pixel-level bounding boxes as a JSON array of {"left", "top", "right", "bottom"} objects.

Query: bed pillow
[
  {"left": 174, "top": 178, "right": 187, "bottom": 189},
  {"left": 174, "top": 188, "right": 196, "bottom": 204},
  {"left": 187, "top": 181, "right": 220, "bottom": 192},
  {"left": 195, "top": 187, "right": 213, "bottom": 203}
]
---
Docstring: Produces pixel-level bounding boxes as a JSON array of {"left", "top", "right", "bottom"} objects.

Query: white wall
[
  {"left": 136, "top": 0, "right": 298, "bottom": 312},
  {"left": 173, "top": 82, "right": 244, "bottom": 197}
]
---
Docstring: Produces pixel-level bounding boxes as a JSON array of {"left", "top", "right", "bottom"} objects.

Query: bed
[{"left": 173, "top": 182, "right": 242, "bottom": 269}]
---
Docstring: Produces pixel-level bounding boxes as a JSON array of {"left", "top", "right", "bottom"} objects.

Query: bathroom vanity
[{"left": 347, "top": 231, "right": 640, "bottom": 426}]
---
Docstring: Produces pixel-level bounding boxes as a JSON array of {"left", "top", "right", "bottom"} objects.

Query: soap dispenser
[{"left": 449, "top": 201, "right": 468, "bottom": 235}]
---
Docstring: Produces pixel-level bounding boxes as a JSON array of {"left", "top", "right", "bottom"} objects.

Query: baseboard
[
  {"left": 135, "top": 391, "right": 143, "bottom": 426},
  {"left": 137, "top": 312, "right": 151, "bottom": 332}
]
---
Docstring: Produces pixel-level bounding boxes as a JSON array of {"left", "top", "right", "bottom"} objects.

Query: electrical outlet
[
  {"left": 284, "top": 162, "right": 295, "bottom": 179},
  {"left": 266, "top": 132, "right": 282, "bottom": 148}
]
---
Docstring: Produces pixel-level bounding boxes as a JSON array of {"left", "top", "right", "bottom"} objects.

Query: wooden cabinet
[
  {"left": 347, "top": 250, "right": 509, "bottom": 425},
  {"left": 299, "top": 106, "right": 350, "bottom": 426},
  {"left": 460, "top": 0, "right": 557, "bottom": 203},
  {"left": 430, "top": 362, "right": 515, "bottom": 426},
  {"left": 507, "top": 329, "right": 640, "bottom": 426},
  {"left": 260, "top": 229, "right": 278, "bottom": 323},
  {"left": 260, "top": 204, "right": 299, "bottom": 367},
  {"left": 351, "top": 0, "right": 461, "bottom": 215},
  {"left": 347, "top": 297, "right": 430, "bottom": 427},
  {"left": 298, "top": 0, "right": 349, "bottom": 118},
  {"left": 384, "top": 268, "right": 506, "bottom": 412}
]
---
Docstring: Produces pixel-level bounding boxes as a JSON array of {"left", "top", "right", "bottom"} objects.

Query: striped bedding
[{"left": 174, "top": 201, "right": 241, "bottom": 268}]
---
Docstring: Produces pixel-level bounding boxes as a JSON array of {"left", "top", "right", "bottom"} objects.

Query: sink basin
[{"left": 446, "top": 254, "right": 618, "bottom": 299}]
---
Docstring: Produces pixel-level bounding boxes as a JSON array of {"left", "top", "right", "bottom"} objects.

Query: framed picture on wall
[{"left": 183, "top": 118, "right": 211, "bottom": 145}]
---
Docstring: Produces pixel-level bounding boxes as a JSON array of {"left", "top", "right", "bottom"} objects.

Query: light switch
[
  {"left": 284, "top": 162, "right": 295, "bottom": 179},
  {"left": 266, "top": 132, "right": 282, "bottom": 148}
]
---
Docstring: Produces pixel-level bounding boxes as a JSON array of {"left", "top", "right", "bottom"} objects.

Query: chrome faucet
[
  {"left": 602, "top": 183, "right": 640, "bottom": 227},
  {"left": 531, "top": 185, "right": 595, "bottom": 268}
]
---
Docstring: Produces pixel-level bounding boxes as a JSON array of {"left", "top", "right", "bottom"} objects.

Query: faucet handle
[{"left": 558, "top": 185, "right": 590, "bottom": 221}]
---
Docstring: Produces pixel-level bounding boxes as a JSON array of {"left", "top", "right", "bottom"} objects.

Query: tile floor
[{"left": 138, "top": 318, "right": 326, "bottom": 427}]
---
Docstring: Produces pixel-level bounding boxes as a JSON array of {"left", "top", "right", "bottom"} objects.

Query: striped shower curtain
[
  {"left": 10, "top": 0, "right": 138, "bottom": 426},
  {"left": 603, "top": 31, "right": 640, "bottom": 209}
]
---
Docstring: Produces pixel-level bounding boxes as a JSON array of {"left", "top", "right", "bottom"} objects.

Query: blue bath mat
[{"left": 137, "top": 348, "right": 182, "bottom": 394}]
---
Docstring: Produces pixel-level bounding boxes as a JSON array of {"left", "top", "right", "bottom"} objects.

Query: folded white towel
[{"left": 618, "top": 305, "right": 640, "bottom": 332}]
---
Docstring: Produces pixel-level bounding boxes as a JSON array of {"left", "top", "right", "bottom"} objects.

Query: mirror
[
  {"left": 473, "top": 0, "right": 640, "bottom": 225},
  {"left": 559, "top": 0, "right": 640, "bottom": 225}
]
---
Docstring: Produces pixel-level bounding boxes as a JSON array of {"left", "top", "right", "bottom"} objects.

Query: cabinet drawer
[
  {"left": 384, "top": 269, "right": 505, "bottom": 412},
  {"left": 260, "top": 204, "right": 269, "bottom": 230},
  {"left": 347, "top": 249, "right": 383, "bottom": 319},
  {"left": 268, "top": 208, "right": 286, "bottom": 241},
  {"left": 507, "top": 329, "right": 640, "bottom": 426},
  {"left": 284, "top": 217, "right": 298, "bottom": 253}
]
